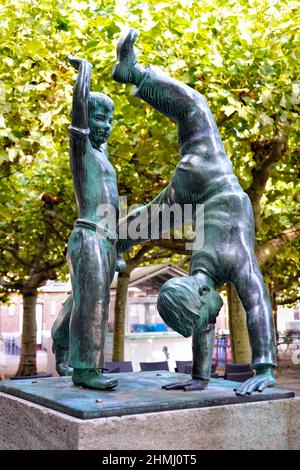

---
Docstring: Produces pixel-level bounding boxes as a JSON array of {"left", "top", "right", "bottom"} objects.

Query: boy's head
[
  {"left": 88, "top": 92, "right": 114, "bottom": 148},
  {"left": 157, "top": 275, "right": 223, "bottom": 337}
]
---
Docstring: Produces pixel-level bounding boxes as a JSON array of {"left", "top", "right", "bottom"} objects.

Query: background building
[{"left": 1, "top": 264, "right": 299, "bottom": 374}]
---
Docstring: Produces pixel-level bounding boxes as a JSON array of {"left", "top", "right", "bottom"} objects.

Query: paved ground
[
  {"left": 276, "top": 363, "right": 300, "bottom": 396},
  {"left": 0, "top": 350, "right": 48, "bottom": 379}
]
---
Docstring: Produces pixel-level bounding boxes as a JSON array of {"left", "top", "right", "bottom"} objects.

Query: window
[
  {"left": 36, "top": 304, "right": 43, "bottom": 345},
  {"left": 8, "top": 304, "right": 15, "bottom": 316},
  {"left": 128, "top": 301, "right": 171, "bottom": 333},
  {"left": 50, "top": 301, "right": 57, "bottom": 316}
]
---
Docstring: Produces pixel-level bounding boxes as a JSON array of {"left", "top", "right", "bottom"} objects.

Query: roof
[
  {"left": 38, "top": 264, "right": 187, "bottom": 293},
  {"left": 38, "top": 280, "right": 72, "bottom": 293},
  {"left": 110, "top": 264, "right": 187, "bottom": 290}
]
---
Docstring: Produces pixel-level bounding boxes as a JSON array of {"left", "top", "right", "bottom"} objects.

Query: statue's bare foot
[
  {"left": 72, "top": 368, "right": 118, "bottom": 390},
  {"left": 56, "top": 362, "right": 73, "bottom": 376},
  {"left": 162, "top": 378, "right": 208, "bottom": 392},
  {"left": 112, "top": 29, "right": 140, "bottom": 84},
  {"left": 52, "top": 344, "right": 73, "bottom": 376}
]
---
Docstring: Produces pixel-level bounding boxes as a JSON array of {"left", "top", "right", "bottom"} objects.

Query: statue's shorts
[{"left": 52, "top": 221, "right": 117, "bottom": 370}]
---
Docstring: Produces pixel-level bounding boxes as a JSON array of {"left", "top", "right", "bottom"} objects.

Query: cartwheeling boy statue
[
  {"left": 113, "top": 30, "right": 277, "bottom": 396},
  {"left": 51, "top": 57, "right": 121, "bottom": 390}
]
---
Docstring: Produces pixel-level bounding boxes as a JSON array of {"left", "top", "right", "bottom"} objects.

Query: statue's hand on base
[
  {"left": 162, "top": 378, "right": 208, "bottom": 392},
  {"left": 234, "top": 365, "right": 276, "bottom": 396}
]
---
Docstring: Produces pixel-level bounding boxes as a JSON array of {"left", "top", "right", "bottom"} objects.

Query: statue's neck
[
  {"left": 90, "top": 139, "right": 105, "bottom": 152},
  {"left": 193, "top": 271, "right": 215, "bottom": 288}
]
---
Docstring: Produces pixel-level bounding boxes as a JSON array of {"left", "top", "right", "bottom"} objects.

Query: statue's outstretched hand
[
  {"left": 162, "top": 378, "right": 208, "bottom": 392},
  {"left": 234, "top": 365, "right": 276, "bottom": 396},
  {"left": 69, "top": 56, "right": 92, "bottom": 70}
]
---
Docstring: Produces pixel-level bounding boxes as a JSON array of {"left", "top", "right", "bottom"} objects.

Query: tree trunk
[
  {"left": 227, "top": 283, "right": 251, "bottom": 364},
  {"left": 16, "top": 290, "right": 38, "bottom": 376},
  {"left": 112, "top": 271, "right": 130, "bottom": 362},
  {"left": 269, "top": 284, "right": 280, "bottom": 363},
  {"left": 270, "top": 287, "right": 278, "bottom": 339}
]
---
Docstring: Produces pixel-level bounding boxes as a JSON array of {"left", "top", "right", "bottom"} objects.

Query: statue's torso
[
  {"left": 172, "top": 130, "right": 241, "bottom": 205},
  {"left": 70, "top": 137, "right": 119, "bottom": 225}
]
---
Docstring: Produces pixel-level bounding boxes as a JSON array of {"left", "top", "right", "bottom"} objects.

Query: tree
[{"left": 0, "top": 177, "right": 74, "bottom": 375}]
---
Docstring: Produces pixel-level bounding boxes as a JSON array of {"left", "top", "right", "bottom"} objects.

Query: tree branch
[
  {"left": 32, "top": 224, "right": 51, "bottom": 270},
  {"left": 246, "top": 134, "right": 287, "bottom": 231},
  {"left": 256, "top": 220, "right": 300, "bottom": 266},
  {"left": 144, "top": 249, "right": 171, "bottom": 261},
  {"left": 0, "top": 276, "right": 24, "bottom": 291},
  {"left": 0, "top": 244, "right": 32, "bottom": 268},
  {"left": 217, "top": 110, "right": 237, "bottom": 126},
  {"left": 269, "top": 273, "right": 300, "bottom": 294},
  {"left": 126, "top": 244, "right": 153, "bottom": 267},
  {"left": 153, "top": 239, "right": 190, "bottom": 255},
  {"left": 0, "top": 161, "right": 33, "bottom": 181},
  {"left": 43, "top": 210, "right": 73, "bottom": 230},
  {"left": 178, "top": 255, "right": 191, "bottom": 268},
  {"left": 131, "top": 154, "right": 166, "bottom": 184},
  {"left": 44, "top": 220, "right": 68, "bottom": 242},
  {"left": 277, "top": 295, "right": 300, "bottom": 306},
  {"left": 44, "top": 259, "right": 66, "bottom": 270}
]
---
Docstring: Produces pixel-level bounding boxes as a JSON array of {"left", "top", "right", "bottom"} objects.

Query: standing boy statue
[
  {"left": 113, "top": 30, "right": 277, "bottom": 396},
  {"left": 51, "top": 57, "right": 119, "bottom": 389}
]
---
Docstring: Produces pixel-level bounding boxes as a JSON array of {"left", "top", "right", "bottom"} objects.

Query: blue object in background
[
  {"left": 152, "top": 323, "right": 168, "bottom": 332},
  {"left": 215, "top": 335, "right": 228, "bottom": 367},
  {"left": 4, "top": 337, "right": 21, "bottom": 356},
  {"left": 131, "top": 323, "right": 168, "bottom": 333},
  {"left": 132, "top": 324, "right": 148, "bottom": 333}
]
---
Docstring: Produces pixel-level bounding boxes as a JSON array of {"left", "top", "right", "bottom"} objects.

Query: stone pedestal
[{"left": 0, "top": 392, "right": 299, "bottom": 449}]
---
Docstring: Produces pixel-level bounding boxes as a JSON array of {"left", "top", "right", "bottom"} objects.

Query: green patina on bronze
[
  {"left": 113, "top": 30, "right": 277, "bottom": 396},
  {"left": 51, "top": 57, "right": 121, "bottom": 390},
  {"left": 49, "top": 29, "right": 278, "bottom": 396},
  {"left": 0, "top": 373, "right": 294, "bottom": 420}
]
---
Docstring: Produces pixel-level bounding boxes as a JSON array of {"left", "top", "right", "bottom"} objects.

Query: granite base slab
[
  {"left": 0, "top": 391, "right": 299, "bottom": 449},
  {"left": 0, "top": 371, "right": 295, "bottom": 419}
]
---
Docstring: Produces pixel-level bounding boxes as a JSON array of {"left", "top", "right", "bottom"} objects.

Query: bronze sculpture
[
  {"left": 113, "top": 30, "right": 277, "bottom": 396},
  {"left": 51, "top": 57, "right": 119, "bottom": 389}
]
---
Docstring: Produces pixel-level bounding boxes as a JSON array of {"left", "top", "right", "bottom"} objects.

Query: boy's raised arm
[{"left": 69, "top": 56, "right": 92, "bottom": 131}]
